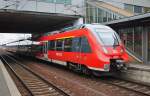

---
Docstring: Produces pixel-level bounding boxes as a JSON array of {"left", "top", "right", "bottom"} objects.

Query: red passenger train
[{"left": 32, "top": 24, "right": 128, "bottom": 75}]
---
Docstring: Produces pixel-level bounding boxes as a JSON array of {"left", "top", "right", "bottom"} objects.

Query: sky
[{"left": 0, "top": 33, "right": 31, "bottom": 45}]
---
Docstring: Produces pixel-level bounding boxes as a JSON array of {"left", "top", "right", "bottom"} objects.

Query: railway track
[
  {"left": 108, "top": 79, "right": 150, "bottom": 96},
  {"left": 0, "top": 54, "right": 70, "bottom": 96},
  {"left": 98, "top": 77, "right": 150, "bottom": 96},
  {"left": 6, "top": 53, "right": 150, "bottom": 96}
]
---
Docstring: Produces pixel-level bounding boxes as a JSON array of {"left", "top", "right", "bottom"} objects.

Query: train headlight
[
  {"left": 120, "top": 48, "right": 124, "bottom": 53},
  {"left": 104, "top": 64, "right": 110, "bottom": 71},
  {"left": 103, "top": 47, "right": 108, "bottom": 54}
]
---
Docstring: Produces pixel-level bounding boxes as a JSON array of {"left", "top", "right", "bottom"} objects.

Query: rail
[{"left": 0, "top": 54, "right": 70, "bottom": 96}]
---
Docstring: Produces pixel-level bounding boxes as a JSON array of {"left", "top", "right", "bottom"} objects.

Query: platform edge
[{"left": 0, "top": 60, "right": 22, "bottom": 96}]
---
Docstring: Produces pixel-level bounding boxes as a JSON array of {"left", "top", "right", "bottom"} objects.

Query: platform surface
[
  {"left": 0, "top": 60, "right": 21, "bottom": 96},
  {"left": 0, "top": 64, "right": 11, "bottom": 96},
  {"left": 129, "top": 63, "right": 150, "bottom": 71}
]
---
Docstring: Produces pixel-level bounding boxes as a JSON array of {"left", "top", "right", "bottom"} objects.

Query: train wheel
[
  {"left": 67, "top": 62, "right": 78, "bottom": 72},
  {"left": 92, "top": 71, "right": 101, "bottom": 77},
  {"left": 67, "top": 62, "right": 72, "bottom": 70},
  {"left": 81, "top": 66, "right": 91, "bottom": 75},
  {"left": 67, "top": 62, "right": 92, "bottom": 75}
]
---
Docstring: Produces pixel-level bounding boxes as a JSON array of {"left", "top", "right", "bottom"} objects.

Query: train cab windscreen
[{"left": 95, "top": 29, "right": 121, "bottom": 46}]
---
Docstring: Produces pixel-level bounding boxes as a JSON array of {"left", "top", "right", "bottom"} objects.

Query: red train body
[{"left": 33, "top": 24, "right": 128, "bottom": 74}]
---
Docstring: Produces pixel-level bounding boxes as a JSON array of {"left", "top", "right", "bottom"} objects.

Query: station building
[
  {"left": 85, "top": 0, "right": 150, "bottom": 23},
  {"left": 99, "top": 0, "right": 150, "bottom": 15}
]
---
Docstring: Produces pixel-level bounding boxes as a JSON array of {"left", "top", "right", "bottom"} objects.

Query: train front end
[{"left": 87, "top": 24, "right": 128, "bottom": 73}]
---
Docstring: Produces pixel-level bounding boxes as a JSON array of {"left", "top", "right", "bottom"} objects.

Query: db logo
[
  {"left": 113, "top": 50, "right": 118, "bottom": 54},
  {"left": 56, "top": 53, "right": 62, "bottom": 56}
]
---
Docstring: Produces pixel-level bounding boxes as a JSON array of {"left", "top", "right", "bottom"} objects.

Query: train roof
[
  {"left": 60, "top": 24, "right": 112, "bottom": 32},
  {"left": 44, "top": 24, "right": 113, "bottom": 36},
  {"left": 84, "top": 24, "right": 112, "bottom": 29}
]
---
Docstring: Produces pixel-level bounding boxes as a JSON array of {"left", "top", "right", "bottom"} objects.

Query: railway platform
[
  {"left": 128, "top": 63, "right": 150, "bottom": 71},
  {"left": 0, "top": 60, "right": 21, "bottom": 96},
  {"left": 120, "top": 63, "right": 150, "bottom": 85}
]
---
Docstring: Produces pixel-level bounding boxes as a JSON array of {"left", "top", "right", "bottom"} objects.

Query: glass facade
[
  {"left": 38, "top": 0, "right": 72, "bottom": 5},
  {"left": 134, "top": 5, "right": 142, "bottom": 13},
  {"left": 86, "top": 3, "right": 124, "bottom": 23},
  {"left": 118, "top": 26, "right": 143, "bottom": 58},
  {"left": 148, "top": 27, "right": 150, "bottom": 61},
  {"left": 126, "top": 28, "right": 134, "bottom": 51},
  {"left": 124, "top": 4, "right": 150, "bottom": 14},
  {"left": 134, "top": 27, "right": 142, "bottom": 56}
]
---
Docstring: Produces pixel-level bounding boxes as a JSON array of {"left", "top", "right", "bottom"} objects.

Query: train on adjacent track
[{"left": 8, "top": 24, "right": 129, "bottom": 75}]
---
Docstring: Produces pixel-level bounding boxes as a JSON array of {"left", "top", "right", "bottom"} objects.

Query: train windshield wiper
[{"left": 113, "top": 34, "right": 119, "bottom": 48}]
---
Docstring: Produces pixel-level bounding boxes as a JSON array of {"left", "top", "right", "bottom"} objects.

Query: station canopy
[
  {"left": 0, "top": 9, "right": 81, "bottom": 33},
  {"left": 103, "top": 13, "right": 150, "bottom": 28}
]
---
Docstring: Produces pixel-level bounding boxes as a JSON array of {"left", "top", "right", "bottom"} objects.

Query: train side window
[
  {"left": 81, "top": 37, "right": 91, "bottom": 53},
  {"left": 45, "top": 42, "right": 48, "bottom": 53},
  {"left": 49, "top": 40, "right": 55, "bottom": 50},
  {"left": 43, "top": 42, "right": 46, "bottom": 53},
  {"left": 64, "top": 38, "right": 72, "bottom": 52},
  {"left": 48, "top": 41, "right": 51, "bottom": 50},
  {"left": 56, "top": 39, "right": 63, "bottom": 51},
  {"left": 72, "top": 37, "right": 81, "bottom": 52}
]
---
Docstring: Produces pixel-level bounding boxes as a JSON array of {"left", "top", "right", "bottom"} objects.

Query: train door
[
  {"left": 79, "top": 36, "right": 91, "bottom": 64},
  {"left": 72, "top": 36, "right": 91, "bottom": 71},
  {"left": 43, "top": 41, "right": 48, "bottom": 60},
  {"left": 72, "top": 37, "right": 81, "bottom": 63}
]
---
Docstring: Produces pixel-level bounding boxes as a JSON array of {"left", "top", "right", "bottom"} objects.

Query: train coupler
[{"left": 110, "top": 59, "right": 127, "bottom": 72}]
